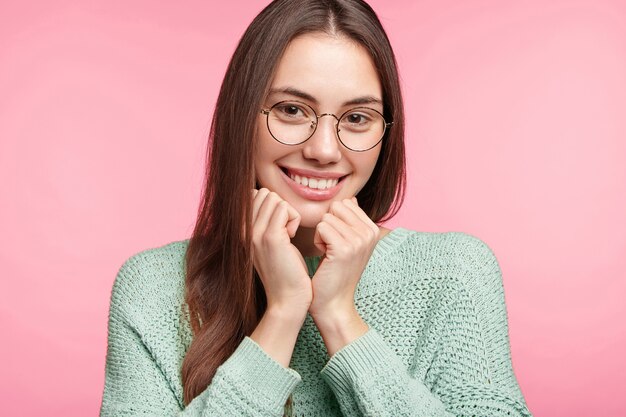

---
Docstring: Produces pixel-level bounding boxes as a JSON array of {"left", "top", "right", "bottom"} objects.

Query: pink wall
[{"left": 1, "top": 0, "right": 625, "bottom": 415}]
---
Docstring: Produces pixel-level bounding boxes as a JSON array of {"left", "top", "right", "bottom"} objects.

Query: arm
[
  {"left": 100, "top": 263, "right": 302, "bottom": 417},
  {"left": 318, "top": 326, "right": 455, "bottom": 417},
  {"left": 317, "top": 236, "right": 532, "bottom": 417}
]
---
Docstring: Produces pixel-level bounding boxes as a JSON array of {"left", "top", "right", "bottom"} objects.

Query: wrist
[
  {"left": 310, "top": 307, "right": 369, "bottom": 357},
  {"left": 266, "top": 303, "right": 309, "bottom": 325},
  {"left": 251, "top": 305, "right": 307, "bottom": 368},
  {"left": 310, "top": 305, "right": 358, "bottom": 331}
]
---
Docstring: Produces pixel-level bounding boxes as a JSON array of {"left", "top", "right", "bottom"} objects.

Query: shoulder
[
  {"left": 378, "top": 227, "right": 498, "bottom": 263},
  {"left": 422, "top": 230, "right": 508, "bottom": 318},
  {"left": 109, "top": 239, "right": 190, "bottom": 318},
  {"left": 441, "top": 231, "right": 504, "bottom": 299},
  {"left": 377, "top": 228, "right": 503, "bottom": 292},
  {"left": 442, "top": 231, "right": 501, "bottom": 277}
]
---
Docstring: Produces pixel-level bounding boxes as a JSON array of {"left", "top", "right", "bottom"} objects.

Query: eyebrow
[{"left": 268, "top": 87, "right": 383, "bottom": 107}]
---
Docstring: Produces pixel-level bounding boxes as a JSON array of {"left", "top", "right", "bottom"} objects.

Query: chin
[
  {"left": 293, "top": 201, "right": 331, "bottom": 229},
  {"left": 298, "top": 216, "right": 323, "bottom": 229}
]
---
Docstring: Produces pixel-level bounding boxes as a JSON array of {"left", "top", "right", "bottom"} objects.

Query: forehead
[{"left": 268, "top": 33, "right": 382, "bottom": 109}]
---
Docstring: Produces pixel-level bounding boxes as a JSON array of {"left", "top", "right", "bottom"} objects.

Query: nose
[{"left": 301, "top": 114, "right": 342, "bottom": 164}]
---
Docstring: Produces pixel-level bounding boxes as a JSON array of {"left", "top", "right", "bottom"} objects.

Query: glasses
[{"left": 260, "top": 100, "right": 392, "bottom": 152}]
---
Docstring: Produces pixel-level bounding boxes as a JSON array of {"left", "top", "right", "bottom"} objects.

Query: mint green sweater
[{"left": 100, "top": 228, "right": 532, "bottom": 416}]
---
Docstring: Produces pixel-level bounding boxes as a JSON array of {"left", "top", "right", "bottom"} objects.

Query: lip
[
  {"left": 279, "top": 166, "right": 347, "bottom": 201},
  {"left": 280, "top": 166, "right": 347, "bottom": 180}
]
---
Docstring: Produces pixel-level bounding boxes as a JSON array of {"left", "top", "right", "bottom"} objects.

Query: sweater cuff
[
  {"left": 319, "top": 326, "right": 399, "bottom": 398},
  {"left": 217, "top": 336, "right": 302, "bottom": 410}
]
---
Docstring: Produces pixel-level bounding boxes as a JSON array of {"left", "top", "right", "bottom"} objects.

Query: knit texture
[{"left": 100, "top": 228, "right": 532, "bottom": 416}]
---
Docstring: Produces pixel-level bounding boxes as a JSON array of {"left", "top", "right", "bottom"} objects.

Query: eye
[
  {"left": 271, "top": 102, "right": 311, "bottom": 123},
  {"left": 341, "top": 109, "right": 376, "bottom": 132},
  {"left": 345, "top": 113, "right": 369, "bottom": 125},
  {"left": 279, "top": 104, "right": 302, "bottom": 116}
]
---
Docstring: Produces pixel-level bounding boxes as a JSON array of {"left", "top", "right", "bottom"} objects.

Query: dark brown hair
[{"left": 182, "top": 0, "right": 406, "bottom": 408}]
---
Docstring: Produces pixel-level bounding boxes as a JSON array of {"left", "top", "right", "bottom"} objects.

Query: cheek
[
  {"left": 253, "top": 137, "right": 284, "bottom": 186},
  {"left": 357, "top": 149, "right": 381, "bottom": 180},
  {"left": 255, "top": 122, "right": 283, "bottom": 160},
  {"left": 253, "top": 133, "right": 272, "bottom": 168}
]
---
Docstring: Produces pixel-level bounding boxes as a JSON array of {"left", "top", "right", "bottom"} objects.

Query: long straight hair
[{"left": 182, "top": 0, "right": 406, "bottom": 407}]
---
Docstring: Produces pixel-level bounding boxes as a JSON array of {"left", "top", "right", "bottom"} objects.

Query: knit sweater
[{"left": 100, "top": 227, "right": 532, "bottom": 417}]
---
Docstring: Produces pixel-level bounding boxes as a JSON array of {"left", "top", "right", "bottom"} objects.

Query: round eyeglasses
[{"left": 260, "top": 100, "right": 393, "bottom": 152}]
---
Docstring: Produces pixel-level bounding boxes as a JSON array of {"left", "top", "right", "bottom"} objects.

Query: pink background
[{"left": 1, "top": 0, "right": 625, "bottom": 416}]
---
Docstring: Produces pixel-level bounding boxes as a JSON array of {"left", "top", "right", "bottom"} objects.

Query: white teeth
[{"left": 288, "top": 172, "right": 340, "bottom": 190}]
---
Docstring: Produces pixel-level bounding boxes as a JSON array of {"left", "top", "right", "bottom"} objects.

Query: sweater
[{"left": 100, "top": 227, "right": 532, "bottom": 417}]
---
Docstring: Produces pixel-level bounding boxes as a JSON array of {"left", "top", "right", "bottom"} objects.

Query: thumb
[
  {"left": 313, "top": 225, "right": 327, "bottom": 254},
  {"left": 285, "top": 202, "right": 301, "bottom": 238}
]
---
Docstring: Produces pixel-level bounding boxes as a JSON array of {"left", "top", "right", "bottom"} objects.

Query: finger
[
  {"left": 284, "top": 202, "right": 301, "bottom": 238},
  {"left": 333, "top": 199, "right": 379, "bottom": 241},
  {"left": 329, "top": 200, "right": 365, "bottom": 229},
  {"left": 320, "top": 212, "right": 355, "bottom": 241},
  {"left": 252, "top": 188, "right": 271, "bottom": 224},
  {"left": 254, "top": 191, "right": 282, "bottom": 233},
  {"left": 264, "top": 200, "right": 301, "bottom": 239},
  {"left": 315, "top": 220, "right": 343, "bottom": 252},
  {"left": 313, "top": 225, "right": 328, "bottom": 254},
  {"left": 266, "top": 200, "right": 291, "bottom": 238},
  {"left": 343, "top": 198, "right": 379, "bottom": 235},
  {"left": 246, "top": 189, "right": 260, "bottom": 241},
  {"left": 343, "top": 198, "right": 372, "bottom": 224}
]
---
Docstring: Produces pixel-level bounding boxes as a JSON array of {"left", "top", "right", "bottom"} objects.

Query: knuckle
[
  {"left": 268, "top": 192, "right": 281, "bottom": 203},
  {"left": 255, "top": 188, "right": 268, "bottom": 201},
  {"left": 276, "top": 202, "right": 288, "bottom": 216}
]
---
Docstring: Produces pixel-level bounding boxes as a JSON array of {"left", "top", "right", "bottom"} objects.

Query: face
[{"left": 254, "top": 33, "right": 383, "bottom": 228}]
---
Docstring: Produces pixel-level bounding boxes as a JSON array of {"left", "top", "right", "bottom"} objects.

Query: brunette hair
[{"left": 182, "top": 0, "right": 406, "bottom": 407}]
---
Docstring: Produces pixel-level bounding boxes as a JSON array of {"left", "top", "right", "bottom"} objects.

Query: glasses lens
[
  {"left": 338, "top": 108, "right": 386, "bottom": 151},
  {"left": 267, "top": 101, "right": 316, "bottom": 145}
]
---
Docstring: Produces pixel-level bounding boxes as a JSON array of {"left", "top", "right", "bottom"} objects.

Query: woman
[{"left": 101, "top": 0, "right": 533, "bottom": 416}]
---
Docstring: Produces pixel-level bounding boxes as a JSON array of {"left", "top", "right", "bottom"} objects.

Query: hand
[
  {"left": 308, "top": 197, "right": 380, "bottom": 320},
  {"left": 251, "top": 188, "right": 312, "bottom": 316}
]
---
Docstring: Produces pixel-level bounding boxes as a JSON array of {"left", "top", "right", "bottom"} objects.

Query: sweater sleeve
[
  {"left": 100, "top": 259, "right": 301, "bottom": 417},
  {"left": 318, "top": 235, "right": 533, "bottom": 417}
]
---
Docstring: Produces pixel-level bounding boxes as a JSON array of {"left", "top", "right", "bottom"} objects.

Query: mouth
[
  {"left": 279, "top": 166, "right": 348, "bottom": 200},
  {"left": 281, "top": 167, "right": 346, "bottom": 189}
]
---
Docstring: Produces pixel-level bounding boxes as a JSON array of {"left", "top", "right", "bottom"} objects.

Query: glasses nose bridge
[
  {"left": 317, "top": 112, "right": 340, "bottom": 122},
  {"left": 312, "top": 112, "right": 340, "bottom": 133}
]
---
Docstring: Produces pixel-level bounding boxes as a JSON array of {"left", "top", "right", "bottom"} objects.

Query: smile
[
  {"left": 279, "top": 167, "right": 347, "bottom": 201},
  {"left": 288, "top": 173, "right": 338, "bottom": 190}
]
